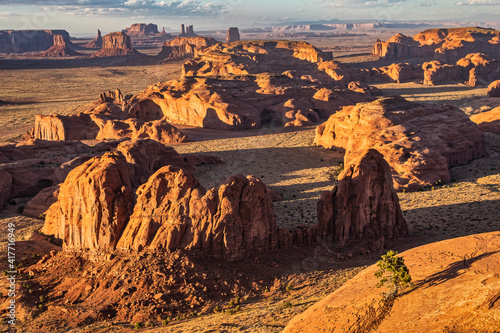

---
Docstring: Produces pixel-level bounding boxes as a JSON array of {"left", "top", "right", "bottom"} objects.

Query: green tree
[{"left": 375, "top": 250, "right": 412, "bottom": 297}]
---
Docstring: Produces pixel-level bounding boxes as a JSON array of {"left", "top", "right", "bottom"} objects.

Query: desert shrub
[
  {"left": 281, "top": 301, "right": 293, "bottom": 309},
  {"left": 162, "top": 319, "right": 169, "bottom": 326},
  {"left": 375, "top": 250, "right": 412, "bottom": 297},
  {"left": 134, "top": 322, "right": 143, "bottom": 329}
]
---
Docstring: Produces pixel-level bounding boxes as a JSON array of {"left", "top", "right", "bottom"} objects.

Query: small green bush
[
  {"left": 375, "top": 250, "right": 412, "bottom": 297},
  {"left": 134, "top": 322, "right": 143, "bottom": 329},
  {"left": 162, "top": 319, "right": 169, "bottom": 326}
]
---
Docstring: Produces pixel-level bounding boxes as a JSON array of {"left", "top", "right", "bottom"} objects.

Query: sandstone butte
[
  {"left": 157, "top": 36, "right": 219, "bottom": 63},
  {"left": 81, "top": 29, "right": 102, "bottom": 49},
  {"left": 488, "top": 79, "right": 500, "bottom": 97},
  {"left": 470, "top": 106, "right": 500, "bottom": 135},
  {"left": 226, "top": 27, "right": 240, "bottom": 43},
  {"left": 37, "top": 34, "right": 82, "bottom": 57},
  {"left": 41, "top": 147, "right": 406, "bottom": 259},
  {"left": 0, "top": 29, "right": 73, "bottom": 53},
  {"left": 423, "top": 53, "right": 500, "bottom": 86},
  {"left": 90, "top": 32, "right": 140, "bottom": 58},
  {"left": 373, "top": 27, "right": 500, "bottom": 63},
  {"left": 284, "top": 231, "right": 500, "bottom": 333},
  {"left": 314, "top": 96, "right": 486, "bottom": 191},
  {"left": 127, "top": 40, "right": 376, "bottom": 130},
  {"left": 31, "top": 91, "right": 189, "bottom": 145}
]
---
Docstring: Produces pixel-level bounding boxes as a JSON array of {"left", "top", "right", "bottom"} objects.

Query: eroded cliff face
[
  {"left": 314, "top": 96, "right": 486, "bottom": 191},
  {"left": 373, "top": 27, "right": 500, "bottom": 63},
  {"left": 0, "top": 29, "right": 72, "bottom": 53}
]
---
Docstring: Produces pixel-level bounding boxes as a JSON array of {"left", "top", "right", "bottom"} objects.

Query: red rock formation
[
  {"left": 33, "top": 113, "right": 99, "bottom": 141},
  {"left": 422, "top": 60, "right": 462, "bottom": 86},
  {"left": 82, "top": 29, "right": 102, "bottom": 49},
  {"left": 123, "top": 23, "right": 159, "bottom": 36},
  {"left": 23, "top": 185, "right": 60, "bottom": 218},
  {"left": 0, "top": 170, "right": 12, "bottom": 210},
  {"left": 374, "top": 27, "right": 500, "bottom": 63},
  {"left": 157, "top": 36, "right": 218, "bottom": 62},
  {"left": 378, "top": 63, "right": 423, "bottom": 83},
  {"left": 314, "top": 96, "right": 486, "bottom": 191},
  {"left": 99, "top": 89, "right": 124, "bottom": 105},
  {"left": 0, "top": 29, "right": 72, "bottom": 53},
  {"left": 117, "top": 166, "right": 278, "bottom": 260},
  {"left": 488, "top": 80, "right": 500, "bottom": 97},
  {"left": 284, "top": 232, "right": 500, "bottom": 333},
  {"left": 226, "top": 27, "right": 240, "bottom": 43},
  {"left": 91, "top": 32, "right": 140, "bottom": 57},
  {"left": 42, "top": 152, "right": 135, "bottom": 253},
  {"left": 470, "top": 107, "right": 500, "bottom": 134},
  {"left": 314, "top": 149, "right": 407, "bottom": 247},
  {"left": 347, "top": 81, "right": 383, "bottom": 97},
  {"left": 38, "top": 34, "right": 81, "bottom": 57}
]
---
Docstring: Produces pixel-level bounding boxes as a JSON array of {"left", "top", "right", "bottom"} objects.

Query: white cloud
[{"left": 456, "top": 0, "right": 500, "bottom": 5}]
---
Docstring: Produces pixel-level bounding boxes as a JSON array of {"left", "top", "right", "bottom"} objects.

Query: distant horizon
[{"left": 0, "top": 1, "right": 499, "bottom": 35}]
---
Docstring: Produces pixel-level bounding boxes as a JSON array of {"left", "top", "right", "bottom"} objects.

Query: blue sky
[{"left": 0, "top": 0, "right": 499, "bottom": 34}]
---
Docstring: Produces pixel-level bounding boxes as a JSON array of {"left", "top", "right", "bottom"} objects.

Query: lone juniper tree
[{"left": 375, "top": 250, "right": 412, "bottom": 298}]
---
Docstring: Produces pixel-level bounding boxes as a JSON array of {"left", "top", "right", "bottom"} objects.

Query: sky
[{"left": 0, "top": 0, "right": 499, "bottom": 35}]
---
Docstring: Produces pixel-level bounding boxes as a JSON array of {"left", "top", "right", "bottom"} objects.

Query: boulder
[
  {"left": 91, "top": 32, "right": 139, "bottom": 57},
  {"left": 314, "top": 149, "right": 407, "bottom": 247},
  {"left": 284, "top": 232, "right": 500, "bottom": 333},
  {"left": 23, "top": 185, "right": 60, "bottom": 218},
  {"left": 117, "top": 166, "right": 278, "bottom": 260},
  {"left": 314, "top": 96, "right": 486, "bottom": 191},
  {"left": 470, "top": 107, "right": 500, "bottom": 134},
  {"left": 226, "top": 27, "right": 240, "bottom": 43},
  {"left": 42, "top": 152, "right": 134, "bottom": 253},
  {"left": 488, "top": 80, "right": 500, "bottom": 97}
]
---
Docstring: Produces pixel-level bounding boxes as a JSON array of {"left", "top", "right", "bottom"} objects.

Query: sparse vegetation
[
  {"left": 375, "top": 250, "right": 412, "bottom": 297},
  {"left": 134, "top": 322, "right": 143, "bottom": 329}
]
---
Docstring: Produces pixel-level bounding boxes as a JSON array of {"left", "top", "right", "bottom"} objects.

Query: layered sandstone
[
  {"left": 314, "top": 96, "right": 486, "bottom": 191},
  {"left": 91, "top": 32, "right": 139, "bottom": 57},
  {"left": 117, "top": 167, "right": 278, "bottom": 260},
  {"left": 38, "top": 34, "right": 81, "bottom": 57},
  {"left": 374, "top": 27, "right": 500, "bottom": 63},
  {"left": 42, "top": 152, "right": 135, "bottom": 252},
  {"left": 314, "top": 149, "right": 407, "bottom": 247},
  {"left": 23, "top": 185, "right": 60, "bottom": 218},
  {"left": 157, "top": 36, "right": 218, "bottom": 62},
  {"left": 284, "top": 232, "right": 500, "bottom": 333},
  {"left": 470, "top": 107, "right": 500, "bottom": 134},
  {"left": 0, "top": 29, "right": 72, "bottom": 53}
]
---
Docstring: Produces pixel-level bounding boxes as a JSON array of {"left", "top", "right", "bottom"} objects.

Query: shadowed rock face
[
  {"left": 38, "top": 34, "right": 82, "bottom": 57},
  {"left": 123, "top": 23, "right": 159, "bottom": 36},
  {"left": 284, "top": 232, "right": 500, "bottom": 333},
  {"left": 226, "top": 27, "right": 240, "bottom": 43},
  {"left": 82, "top": 29, "right": 102, "bottom": 49},
  {"left": 0, "top": 170, "right": 12, "bottom": 210},
  {"left": 373, "top": 27, "right": 500, "bottom": 63},
  {"left": 0, "top": 29, "right": 72, "bottom": 53},
  {"left": 314, "top": 96, "right": 487, "bottom": 191},
  {"left": 315, "top": 149, "right": 407, "bottom": 247},
  {"left": 91, "top": 32, "right": 139, "bottom": 57},
  {"left": 488, "top": 80, "right": 500, "bottom": 97}
]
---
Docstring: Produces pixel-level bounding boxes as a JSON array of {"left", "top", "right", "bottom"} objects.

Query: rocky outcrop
[
  {"left": 157, "top": 36, "right": 218, "bottom": 62},
  {"left": 179, "top": 24, "right": 197, "bottom": 37},
  {"left": 38, "top": 34, "right": 81, "bottom": 57},
  {"left": 378, "top": 63, "right": 423, "bottom": 83},
  {"left": 226, "top": 27, "right": 240, "bottom": 43},
  {"left": 470, "top": 107, "right": 500, "bottom": 134},
  {"left": 0, "top": 170, "right": 12, "bottom": 210},
  {"left": 126, "top": 76, "right": 371, "bottom": 130},
  {"left": 488, "top": 80, "right": 500, "bottom": 97},
  {"left": 314, "top": 149, "right": 407, "bottom": 247},
  {"left": 42, "top": 152, "right": 135, "bottom": 253},
  {"left": 347, "top": 81, "right": 383, "bottom": 97},
  {"left": 422, "top": 60, "right": 462, "bottom": 86},
  {"left": 23, "top": 185, "right": 60, "bottom": 218},
  {"left": 0, "top": 29, "right": 72, "bottom": 53},
  {"left": 117, "top": 167, "right": 278, "bottom": 260},
  {"left": 314, "top": 96, "right": 486, "bottom": 191},
  {"left": 99, "top": 89, "right": 124, "bottom": 105},
  {"left": 91, "top": 32, "right": 139, "bottom": 57},
  {"left": 374, "top": 27, "right": 500, "bottom": 63},
  {"left": 284, "top": 232, "right": 500, "bottom": 333},
  {"left": 123, "top": 23, "right": 159, "bottom": 36},
  {"left": 82, "top": 30, "right": 102, "bottom": 49}
]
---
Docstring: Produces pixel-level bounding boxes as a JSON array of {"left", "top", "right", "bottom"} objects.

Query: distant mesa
[
  {"left": 123, "top": 23, "right": 159, "bottom": 37},
  {"left": 81, "top": 29, "right": 102, "bottom": 49},
  {"left": 90, "top": 32, "right": 141, "bottom": 57},
  {"left": 226, "top": 27, "right": 240, "bottom": 43},
  {"left": 0, "top": 29, "right": 73, "bottom": 54},
  {"left": 37, "top": 34, "right": 82, "bottom": 57},
  {"left": 373, "top": 27, "right": 500, "bottom": 63},
  {"left": 314, "top": 96, "right": 487, "bottom": 191}
]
